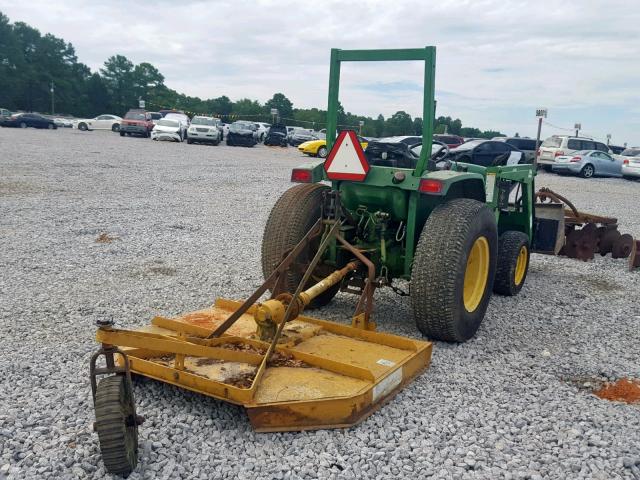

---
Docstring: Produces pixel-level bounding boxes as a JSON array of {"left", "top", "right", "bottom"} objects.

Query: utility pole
[
  {"left": 50, "top": 81, "right": 55, "bottom": 115},
  {"left": 535, "top": 108, "right": 547, "bottom": 170}
]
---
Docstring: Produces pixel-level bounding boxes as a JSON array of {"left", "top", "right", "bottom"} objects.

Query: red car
[
  {"left": 433, "top": 134, "right": 464, "bottom": 148},
  {"left": 119, "top": 109, "right": 154, "bottom": 138}
]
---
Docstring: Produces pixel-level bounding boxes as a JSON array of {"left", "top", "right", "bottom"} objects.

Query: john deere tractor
[{"left": 261, "top": 47, "right": 538, "bottom": 342}]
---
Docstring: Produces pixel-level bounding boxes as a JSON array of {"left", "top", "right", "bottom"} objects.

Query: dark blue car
[{"left": 2, "top": 113, "right": 57, "bottom": 129}]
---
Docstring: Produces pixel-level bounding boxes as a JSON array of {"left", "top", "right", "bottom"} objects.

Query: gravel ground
[{"left": 1, "top": 127, "right": 639, "bottom": 480}]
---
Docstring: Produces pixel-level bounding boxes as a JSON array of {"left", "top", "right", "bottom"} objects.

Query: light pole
[
  {"left": 50, "top": 81, "right": 55, "bottom": 115},
  {"left": 535, "top": 108, "right": 547, "bottom": 170}
]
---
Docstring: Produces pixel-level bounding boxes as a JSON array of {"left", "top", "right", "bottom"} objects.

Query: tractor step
[{"left": 103, "top": 298, "right": 431, "bottom": 431}]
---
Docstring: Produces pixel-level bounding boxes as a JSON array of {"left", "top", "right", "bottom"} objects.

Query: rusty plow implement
[{"left": 535, "top": 187, "right": 638, "bottom": 266}]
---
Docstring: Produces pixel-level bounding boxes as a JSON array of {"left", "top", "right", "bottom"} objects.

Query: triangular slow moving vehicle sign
[{"left": 324, "top": 130, "right": 370, "bottom": 181}]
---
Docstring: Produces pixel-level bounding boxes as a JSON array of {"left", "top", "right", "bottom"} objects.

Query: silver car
[
  {"left": 620, "top": 147, "right": 640, "bottom": 179},
  {"left": 552, "top": 150, "right": 623, "bottom": 178}
]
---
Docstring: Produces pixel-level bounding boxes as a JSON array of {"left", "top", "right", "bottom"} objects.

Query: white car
[
  {"left": 620, "top": 147, "right": 640, "bottom": 179},
  {"left": 164, "top": 113, "right": 189, "bottom": 139},
  {"left": 538, "top": 135, "right": 610, "bottom": 170},
  {"left": 254, "top": 122, "right": 271, "bottom": 142},
  {"left": 53, "top": 117, "right": 74, "bottom": 128},
  {"left": 74, "top": 114, "right": 122, "bottom": 132},
  {"left": 151, "top": 118, "right": 184, "bottom": 142},
  {"left": 187, "top": 116, "right": 221, "bottom": 145}
]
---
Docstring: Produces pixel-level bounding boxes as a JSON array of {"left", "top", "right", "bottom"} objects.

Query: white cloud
[{"left": 1, "top": 0, "right": 639, "bottom": 144}]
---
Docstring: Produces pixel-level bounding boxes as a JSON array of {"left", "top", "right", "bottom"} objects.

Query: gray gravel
[{"left": 1, "top": 127, "right": 639, "bottom": 479}]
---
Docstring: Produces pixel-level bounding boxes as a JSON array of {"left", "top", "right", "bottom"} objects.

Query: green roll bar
[{"left": 326, "top": 47, "right": 437, "bottom": 177}]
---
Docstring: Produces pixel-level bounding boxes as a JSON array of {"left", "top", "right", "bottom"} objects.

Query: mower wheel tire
[
  {"left": 261, "top": 183, "right": 339, "bottom": 308},
  {"left": 411, "top": 198, "right": 497, "bottom": 342},
  {"left": 493, "top": 231, "right": 529, "bottom": 296},
  {"left": 94, "top": 375, "right": 139, "bottom": 477}
]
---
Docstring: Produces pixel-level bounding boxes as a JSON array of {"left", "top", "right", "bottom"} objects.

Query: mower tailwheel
[
  {"left": 493, "top": 231, "right": 530, "bottom": 296},
  {"left": 94, "top": 375, "right": 139, "bottom": 477},
  {"left": 411, "top": 199, "right": 497, "bottom": 342},
  {"left": 261, "top": 183, "right": 340, "bottom": 308}
]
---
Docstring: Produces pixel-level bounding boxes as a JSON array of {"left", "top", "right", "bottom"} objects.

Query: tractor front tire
[
  {"left": 94, "top": 375, "right": 139, "bottom": 477},
  {"left": 261, "top": 183, "right": 339, "bottom": 308},
  {"left": 493, "top": 231, "right": 530, "bottom": 296},
  {"left": 411, "top": 199, "right": 497, "bottom": 342}
]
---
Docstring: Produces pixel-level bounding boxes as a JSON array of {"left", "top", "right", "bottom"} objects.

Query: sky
[{"left": 2, "top": 0, "right": 639, "bottom": 145}]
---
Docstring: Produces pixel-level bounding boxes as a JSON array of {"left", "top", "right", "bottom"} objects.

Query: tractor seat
[{"left": 365, "top": 142, "right": 418, "bottom": 169}]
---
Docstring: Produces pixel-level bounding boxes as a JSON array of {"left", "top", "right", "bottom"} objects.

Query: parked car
[
  {"left": 378, "top": 135, "right": 423, "bottom": 147},
  {"left": 2, "top": 113, "right": 57, "bottom": 129},
  {"left": 538, "top": 136, "right": 610, "bottom": 170},
  {"left": 433, "top": 134, "right": 464, "bottom": 148},
  {"left": 74, "top": 114, "right": 122, "bottom": 132},
  {"left": 151, "top": 118, "right": 185, "bottom": 142},
  {"left": 149, "top": 112, "right": 163, "bottom": 125},
  {"left": 449, "top": 140, "right": 525, "bottom": 167},
  {"left": 254, "top": 122, "right": 271, "bottom": 142},
  {"left": 186, "top": 116, "right": 221, "bottom": 145},
  {"left": 493, "top": 137, "right": 538, "bottom": 163},
  {"left": 119, "top": 109, "right": 154, "bottom": 137},
  {"left": 289, "top": 127, "right": 318, "bottom": 146},
  {"left": 609, "top": 145, "right": 625, "bottom": 155},
  {"left": 619, "top": 147, "right": 640, "bottom": 180},
  {"left": 552, "top": 150, "right": 622, "bottom": 178},
  {"left": 226, "top": 121, "right": 258, "bottom": 147},
  {"left": 53, "top": 117, "right": 74, "bottom": 128},
  {"left": 298, "top": 135, "right": 368, "bottom": 158},
  {"left": 0, "top": 108, "right": 11, "bottom": 126},
  {"left": 263, "top": 124, "right": 288, "bottom": 146},
  {"left": 164, "top": 113, "right": 189, "bottom": 140},
  {"left": 159, "top": 109, "right": 186, "bottom": 117}
]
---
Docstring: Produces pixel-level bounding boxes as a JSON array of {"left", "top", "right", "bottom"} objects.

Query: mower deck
[{"left": 100, "top": 298, "right": 432, "bottom": 432}]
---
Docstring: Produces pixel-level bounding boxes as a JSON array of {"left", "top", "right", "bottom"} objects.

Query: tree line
[{"left": 0, "top": 12, "right": 503, "bottom": 138}]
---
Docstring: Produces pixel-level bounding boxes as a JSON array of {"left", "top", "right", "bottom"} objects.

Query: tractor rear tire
[
  {"left": 261, "top": 183, "right": 340, "bottom": 308},
  {"left": 94, "top": 375, "right": 138, "bottom": 477},
  {"left": 411, "top": 199, "right": 497, "bottom": 342},
  {"left": 493, "top": 231, "right": 530, "bottom": 296}
]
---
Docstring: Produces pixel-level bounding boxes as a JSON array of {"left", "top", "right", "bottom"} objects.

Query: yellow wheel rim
[
  {"left": 463, "top": 236, "right": 490, "bottom": 312},
  {"left": 514, "top": 245, "right": 528, "bottom": 286}
]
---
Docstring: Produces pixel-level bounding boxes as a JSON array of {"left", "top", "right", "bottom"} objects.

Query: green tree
[
  {"left": 133, "top": 62, "right": 164, "bottom": 99},
  {"left": 100, "top": 55, "right": 135, "bottom": 114},
  {"left": 374, "top": 114, "right": 385, "bottom": 137},
  {"left": 265, "top": 93, "right": 293, "bottom": 120},
  {"left": 233, "top": 98, "right": 263, "bottom": 116},
  {"left": 413, "top": 117, "right": 423, "bottom": 136},
  {"left": 385, "top": 111, "right": 413, "bottom": 136}
]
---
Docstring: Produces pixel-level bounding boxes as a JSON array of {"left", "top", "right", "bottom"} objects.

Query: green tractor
[{"left": 261, "top": 47, "right": 542, "bottom": 342}]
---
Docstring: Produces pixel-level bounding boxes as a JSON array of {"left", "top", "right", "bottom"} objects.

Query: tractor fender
[{"left": 420, "top": 170, "right": 486, "bottom": 202}]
